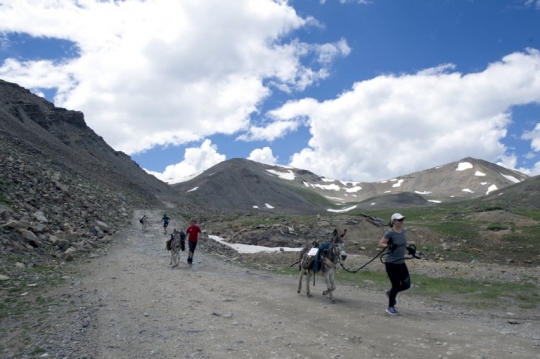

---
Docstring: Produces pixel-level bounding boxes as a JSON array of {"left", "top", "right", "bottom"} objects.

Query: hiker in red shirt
[{"left": 186, "top": 219, "right": 202, "bottom": 264}]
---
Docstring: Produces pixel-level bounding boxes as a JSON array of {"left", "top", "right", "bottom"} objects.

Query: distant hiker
[
  {"left": 185, "top": 219, "right": 202, "bottom": 265},
  {"left": 140, "top": 215, "right": 148, "bottom": 231},
  {"left": 161, "top": 214, "right": 170, "bottom": 235},
  {"left": 378, "top": 213, "right": 411, "bottom": 316}
]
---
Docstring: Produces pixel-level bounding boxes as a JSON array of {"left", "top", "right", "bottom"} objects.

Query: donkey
[
  {"left": 297, "top": 228, "right": 347, "bottom": 302},
  {"left": 169, "top": 229, "right": 183, "bottom": 267}
]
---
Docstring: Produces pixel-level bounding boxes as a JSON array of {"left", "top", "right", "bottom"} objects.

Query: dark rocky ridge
[{"left": 0, "top": 79, "right": 179, "bottom": 208}]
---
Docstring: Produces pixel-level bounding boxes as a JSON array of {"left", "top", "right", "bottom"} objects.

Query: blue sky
[{"left": 1, "top": 0, "right": 540, "bottom": 184}]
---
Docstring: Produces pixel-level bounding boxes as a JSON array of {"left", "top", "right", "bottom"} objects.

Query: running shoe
[{"left": 386, "top": 307, "right": 400, "bottom": 316}]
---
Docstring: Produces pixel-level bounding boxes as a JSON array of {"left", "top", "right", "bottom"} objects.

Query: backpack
[
  {"left": 139, "top": 217, "right": 144, "bottom": 224},
  {"left": 301, "top": 255, "right": 315, "bottom": 269},
  {"left": 301, "top": 247, "right": 319, "bottom": 269}
]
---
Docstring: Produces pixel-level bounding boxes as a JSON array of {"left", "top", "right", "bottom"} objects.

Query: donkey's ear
[{"left": 333, "top": 229, "right": 338, "bottom": 235}]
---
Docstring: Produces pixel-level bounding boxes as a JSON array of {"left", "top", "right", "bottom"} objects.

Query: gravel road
[{"left": 4, "top": 210, "right": 539, "bottom": 359}]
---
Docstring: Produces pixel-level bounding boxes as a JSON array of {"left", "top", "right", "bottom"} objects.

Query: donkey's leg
[
  {"left": 322, "top": 268, "right": 335, "bottom": 302},
  {"left": 297, "top": 270, "right": 304, "bottom": 294},
  {"left": 329, "top": 268, "right": 336, "bottom": 292},
  {"left": 306, "top": 270, "right": 313, "bottom": 297}
]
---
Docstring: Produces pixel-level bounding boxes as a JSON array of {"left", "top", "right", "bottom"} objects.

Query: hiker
[
  {"left": 161, "top": 214, "right": 170, "bottom": 235},
  {"left": 378, "top": 213, "right": 411, "bottom": 316},
  {"left": 185, "top": 219, "right": 202, "bottom": 265},
  {"left": 139, "top": 215, "right": 148, "bottom": 231}
]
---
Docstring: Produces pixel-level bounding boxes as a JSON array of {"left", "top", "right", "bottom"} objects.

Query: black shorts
[
  {"left": 163, "top": 223, "right": 169, "bottom": 228},
  {"left": 188, "top": 241, "right": 197, "bottom": 252}
]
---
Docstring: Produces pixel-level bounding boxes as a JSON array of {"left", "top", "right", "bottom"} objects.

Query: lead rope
[
  {"left": 340, "top": 247, "right": 386, "bottom": 273},
  {"left": 340, "top": 244, "right": 422, "bottom": 273}
]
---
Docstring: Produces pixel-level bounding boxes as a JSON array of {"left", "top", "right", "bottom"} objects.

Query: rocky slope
[
  {"left": 0, "top": 152, "right": 130, "bottom": 282},
  {"left": 0, "top": 79, "right": 186, "bottom": 284},
  {"left": 0, "top": 79, "right": 180, "bottom": 207}
]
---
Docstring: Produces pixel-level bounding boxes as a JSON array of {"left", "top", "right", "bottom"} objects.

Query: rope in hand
[{"left": 340, "top": 244, "right": 422, "bottom": 273}]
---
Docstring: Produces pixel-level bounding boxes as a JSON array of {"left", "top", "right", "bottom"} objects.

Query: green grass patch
[
  {"left": 276, "top": 266, "right": 539, "bottom": 310},
  {"left": 30, "top": 346, "right": 46, "bottom": 355},
  {"left": 0, "top": 298, "right": 32, "bottom": 319},
  {"left": 486, "top": 224, "right": 511, "bottom": 231},
  {"left": 514, "top": 209, "right": 540, "bottom": 221},
  {"left": 424, "top": 220, "right": 479, "bottom": 240},
  {"left": 0, "top": 193, "right": 12, "bottom": 205}
]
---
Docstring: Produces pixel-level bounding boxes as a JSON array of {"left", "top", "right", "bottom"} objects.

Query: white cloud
[
  {"left": 238, "top": 120, "right": 301, "bottom": 141},
  {"left": 267, "top": 49, "right": 540, "bottom": 181},
  {"left": 0, "top": 0, "right": 348, "bottom": 154},
  {"left": 529, "top": 160, "right": 540, "bottom": 175},
  {"left": 145, "top": 139, "right": 225, "bottom": 184},
  {"left": 522, "top": 123, "right": 540, "bottom": 151},
  {"left": 248, "top": 147, "right": 277, "bottom": 165},
  {"left": 315, "top": 38, "right": 351, "bottom": 64},
  {"left": 524, "top": 0, "right": 540, "bottom": 10}
]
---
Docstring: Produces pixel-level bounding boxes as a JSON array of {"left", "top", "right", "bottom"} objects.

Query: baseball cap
[{"left": 391, "top": 213, "right": 405, "bottom": 221}]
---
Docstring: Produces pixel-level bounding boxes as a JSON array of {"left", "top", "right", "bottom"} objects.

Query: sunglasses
[{"left": 396, "top": 218, "right": 404, "bottom": 222}]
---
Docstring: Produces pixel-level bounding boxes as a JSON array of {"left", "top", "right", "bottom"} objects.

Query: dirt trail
[{"left": 64, "top": 211, "right": 540, "bottom": 358}]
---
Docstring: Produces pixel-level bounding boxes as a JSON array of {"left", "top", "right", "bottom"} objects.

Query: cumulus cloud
[
  {"left": 267, "top": 49, "right": 540, "bottom": 181},
  {"left": 0, "top": 0, "right": 348, "bottom": 154},
  {"left": 145, "top": 139, "right": 225, "bottom": 184},
  {"left": 237, "top": 119, "right": 302, "bottom": 141},
  {"left": 248, "top": 147, "right": 278, "bottom": 165},
  {"left": 522, "top": 123, "right": 540, "bottom": 151}
]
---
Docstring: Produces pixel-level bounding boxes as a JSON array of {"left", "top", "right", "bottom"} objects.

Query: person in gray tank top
[{"left": 378, "top": 213, "right": 411, "bottom": 315}]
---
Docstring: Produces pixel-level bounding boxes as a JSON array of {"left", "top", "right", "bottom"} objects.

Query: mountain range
[
  {"left": 0, "top": 78, "right": 538, "bottom": 215},
  {"left": 171, "top": 157, "right": 531, "bottom": 213}
]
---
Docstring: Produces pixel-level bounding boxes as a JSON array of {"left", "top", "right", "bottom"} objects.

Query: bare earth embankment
[{"left": 2, "top": 210, "right": 539, "bottom": 359}]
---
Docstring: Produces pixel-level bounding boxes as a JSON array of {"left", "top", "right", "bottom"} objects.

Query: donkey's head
[{"left": 331, "top": 228, "right": 347, "bottom": 261}]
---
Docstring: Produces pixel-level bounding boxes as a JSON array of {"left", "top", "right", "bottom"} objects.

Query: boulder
[
  {"left": 32, "top": 210, "right": 48, "bottom": 223},
  {"left": 57, "top": 239, "right": 71, "bottom": 252},
  {"left": 19, "top": 229, "right": 41, "bottom": 247},
  {"left": 63, "top": 247, "right": 77, "bottom": 261},
  {"left": 2, "top": 219, "right": 30, "bottom": 230},
  {"left": 95, "top": 220, "right": 112, "bottom": 233}
]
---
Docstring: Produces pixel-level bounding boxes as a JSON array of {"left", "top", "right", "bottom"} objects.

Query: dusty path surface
[{"left": 11, "top": 210, "right": 539, "bottom": 359}]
